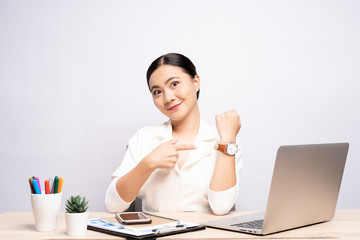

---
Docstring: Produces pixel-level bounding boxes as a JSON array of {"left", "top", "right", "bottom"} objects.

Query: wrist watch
[{"left": 214, "top": 142, "right": 239, "bottom": 156}]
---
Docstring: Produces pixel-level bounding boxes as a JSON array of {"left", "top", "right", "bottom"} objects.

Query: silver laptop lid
[
  {"left": 202, "top": 143, "right": 349, "bottom": 235},
  {"left": 262, "top": 142, "right": 349, "bottom": 234}
]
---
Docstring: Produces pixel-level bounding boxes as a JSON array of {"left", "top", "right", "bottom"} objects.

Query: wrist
[
  {"left": 219, "top": 137, "right": 236, "bottom": 143},
  {"left": 141, "top": 155, "right": 157, "bottom": 173},
  {"left": 215, "top": 142, "right": 239, "bottom": 156}
]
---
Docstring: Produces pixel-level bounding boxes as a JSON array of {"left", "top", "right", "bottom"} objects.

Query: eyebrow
[{"left": 149, "top": 77, "right": 180, "bottom": 92}]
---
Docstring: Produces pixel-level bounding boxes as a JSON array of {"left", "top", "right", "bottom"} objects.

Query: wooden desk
[{"left": 0, "top": 209, "right": 359, "bottom": 239}]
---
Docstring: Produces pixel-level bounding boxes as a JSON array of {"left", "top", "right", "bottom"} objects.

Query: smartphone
[{"left": 115, "top": 212, "right": 152, "bottom": 225}]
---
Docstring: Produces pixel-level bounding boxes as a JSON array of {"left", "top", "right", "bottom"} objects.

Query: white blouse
[{"left": 105, "top": 118, "right": 243, "bottom": 215}]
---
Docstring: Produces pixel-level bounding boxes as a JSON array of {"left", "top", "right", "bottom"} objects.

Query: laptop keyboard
[{"left": 231, "top": 219, "right": 264, "bottom": 229}]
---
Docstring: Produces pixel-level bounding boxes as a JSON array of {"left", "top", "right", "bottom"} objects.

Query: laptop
[{"left": 203, "top": 142, "right": 349, "bottom": 235}]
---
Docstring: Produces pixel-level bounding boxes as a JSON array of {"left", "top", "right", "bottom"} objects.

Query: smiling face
[{"left": 148, "top": 64, "right": 200, "bottom": 122}]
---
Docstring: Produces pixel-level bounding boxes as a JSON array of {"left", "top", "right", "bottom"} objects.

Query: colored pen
[
  {"left": 54, "top": 177, "right": 59, "bottom": 194},
  {"left": 28, "top": 178, "right": 35, "bottom": 194},
  {"left": 32, "top": 179, "right": 41, "bottom": 194},
  {"left": 45, "top": 179, "right": 50, "bottom": 194}
]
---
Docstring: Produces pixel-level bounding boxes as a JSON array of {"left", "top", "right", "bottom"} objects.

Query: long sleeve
[
  {"left": 208, "top": 146, "right": 243, "bottom": 215},
  {"left": 105, "top": 132, "right": 141, "bottom": 213},
  {"left": 105, "top": 177, "right": 132, "bottom": 213}
]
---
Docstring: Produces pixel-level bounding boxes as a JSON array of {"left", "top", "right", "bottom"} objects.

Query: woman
[{"left": 105, "top": 53, "right": 242, "bottom": 215}]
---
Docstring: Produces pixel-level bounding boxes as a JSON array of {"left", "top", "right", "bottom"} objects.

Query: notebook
[{"left": 203, "top": 142, "right": 349, "bottom": 235}]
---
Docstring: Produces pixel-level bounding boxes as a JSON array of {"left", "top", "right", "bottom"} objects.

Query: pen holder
[{"left": 31, "top": 192, "right": 62, "bottom": 231}]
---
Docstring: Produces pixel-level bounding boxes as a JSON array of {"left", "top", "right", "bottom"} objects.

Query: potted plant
[{"left": 65, "top": 195, "right": 89, "bottom": 236}]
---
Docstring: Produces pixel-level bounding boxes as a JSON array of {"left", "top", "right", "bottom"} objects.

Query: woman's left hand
[{"left": 215, "top": 109, "right": 241, "bottom": 142}]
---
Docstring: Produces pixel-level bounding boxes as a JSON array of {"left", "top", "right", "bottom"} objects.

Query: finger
[
  {"left": 176, "top": 144, "right": 197, "bottom": 151},
  {"left": 170, "top": 138, "right": 179, "bottom": 144}
]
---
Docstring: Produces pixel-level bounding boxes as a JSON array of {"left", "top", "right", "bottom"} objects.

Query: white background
[{"left": 1, "top": 0, "right": 359, "bottom": 213}]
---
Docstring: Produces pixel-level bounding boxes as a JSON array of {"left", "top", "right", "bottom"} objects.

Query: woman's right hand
[{"left": 144, "top": 138, "right": 196, "bottom": 170}]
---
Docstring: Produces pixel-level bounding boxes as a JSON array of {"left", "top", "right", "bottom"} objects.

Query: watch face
[{"left": 227, "top": 143, "right": 238, "bottom": 155}]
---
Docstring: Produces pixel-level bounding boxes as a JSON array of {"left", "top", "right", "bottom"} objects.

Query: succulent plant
[{"left": 65, "top": 195, "right": 89, "bottom": 213}]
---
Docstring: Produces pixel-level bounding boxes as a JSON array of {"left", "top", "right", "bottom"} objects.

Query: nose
[{"left": 163, "top": 90, "right": 175, "bottom": 104}]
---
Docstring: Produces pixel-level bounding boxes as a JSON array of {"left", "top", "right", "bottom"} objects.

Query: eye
[
  {"left": 153, "top": 89, "right": 161, "bottom": 96},
  {"left": 171, "top": 81, "right": 179, "bottom": 87}
]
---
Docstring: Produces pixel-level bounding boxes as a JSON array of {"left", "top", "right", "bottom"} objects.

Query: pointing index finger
[{"left": 175, "top": 144, "right": 197, "bottom": 151}]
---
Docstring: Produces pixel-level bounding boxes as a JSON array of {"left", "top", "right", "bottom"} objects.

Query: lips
[{"left": 167, "top": 102, "right": 182, "bottom": 110}]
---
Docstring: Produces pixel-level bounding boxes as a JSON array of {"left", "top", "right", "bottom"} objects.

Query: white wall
[{"left": 0, "top": 0, "right": 359, "bottom": 213}]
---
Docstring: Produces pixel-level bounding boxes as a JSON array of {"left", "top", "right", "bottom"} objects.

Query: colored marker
[
  {"left": 28, "top": 178, "right": 35, "bottom": 194},
  {"left": 50, "top": 177, "right": 54, "bottom": 193},
  {"left": 58, "top": 177, "right": 64, "bottom": 193},
  {"left": 34, "top": 177, "right": 42, "bottom": 193},
  {"left": 54, "top": 177, "right": 59, "bottom": 194},
  {"left": 32, "top": 179, "right": 41, "bottom": 194},
  {"left": 45, "top": 180, "right": 50, "bottom": 194}
]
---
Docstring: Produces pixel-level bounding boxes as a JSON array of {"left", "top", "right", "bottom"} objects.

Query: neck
[{"left": 171, "top": 105, "right": 201, "bottom": 137}]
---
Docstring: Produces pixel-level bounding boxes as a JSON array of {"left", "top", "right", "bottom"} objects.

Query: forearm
[
  {"left": 210, "top": 132, "right": 237, "bottom": 191},
  {"left": 208, "top": 143, "right": 238, "bottom": 215},
  {"left": 210, "top": 152, "right": 236, "bottom": 191},
  {"left": 212, "top": 109, "right": 240, "bottom": 191},
  {"left": 115, "top": 157, "right": 154, "bottom": 202},
  {"left": 209, "top": 143, "right": 243, "bottom": 215}
]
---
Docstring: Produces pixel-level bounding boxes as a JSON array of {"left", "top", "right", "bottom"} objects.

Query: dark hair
[{"left": 146, "top": 53, "right": 200, "bottom": 99}]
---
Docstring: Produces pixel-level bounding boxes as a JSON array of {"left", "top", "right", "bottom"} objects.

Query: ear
[{"left": 193, "top": 75, "right": 200, "bottom": 92}]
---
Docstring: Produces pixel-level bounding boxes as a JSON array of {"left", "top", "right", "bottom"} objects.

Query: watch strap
[{"left": 215, "top": 143, "right": 227, "bottom": 153}]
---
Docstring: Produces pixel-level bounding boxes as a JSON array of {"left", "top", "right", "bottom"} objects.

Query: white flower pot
[{"left": 65, "top": 211, "right": 89, "bottom": 236}]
